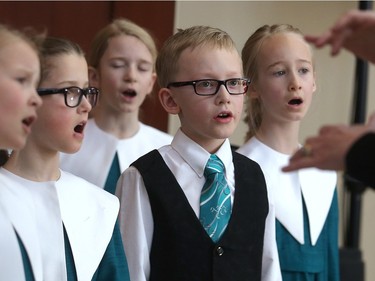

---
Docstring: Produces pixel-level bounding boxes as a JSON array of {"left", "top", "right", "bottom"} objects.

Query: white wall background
[{"left": 170, "top": 1, "right": 375, "bottom": 280}]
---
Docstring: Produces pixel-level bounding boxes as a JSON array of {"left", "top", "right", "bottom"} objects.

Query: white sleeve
[
  {"left": 116, "top": 166, "right": 153, "bottom": 281},
  {"left": 261, "top": 196, "right": 282, "bottom": 281}
]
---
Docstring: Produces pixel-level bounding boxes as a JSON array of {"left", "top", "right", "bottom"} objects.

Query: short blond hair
[
  {"left": 88, "top": 18, "right": 157, "bottom": 70},
  {"left": 156, "top": 25, "right": 238, "bottom": 88}
]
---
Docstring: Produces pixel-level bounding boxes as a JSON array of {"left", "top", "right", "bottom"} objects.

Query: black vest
[{"left": 132, "top": 150, "right": 268, "bottom": 281}]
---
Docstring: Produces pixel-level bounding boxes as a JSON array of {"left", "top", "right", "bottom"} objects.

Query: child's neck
[
  {"left": 94, "top": 108, "right": 140, "bottom": 139},
  {"left": 256, "top": 122, "right": 300, "bottom": 155},
  {"left": 4, "top": 143, "right": 60, "bottom": 182},
  {"left": 181, "top": 128, "right": 226, "bottom": 154}
]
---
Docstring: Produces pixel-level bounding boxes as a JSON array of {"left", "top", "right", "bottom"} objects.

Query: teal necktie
[{"left": 199, "top": 154, "right": 231, "bottom": 242}]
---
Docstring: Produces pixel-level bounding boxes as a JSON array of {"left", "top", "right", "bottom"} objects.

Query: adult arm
[
  {"left": 345, "top": 133, "right": 375, "bottom": 188},
  {"left": 282, "top": 124, "right": 368, "bottom": 171},
  {"left": 283, "top": 113, "right": 375, "bottom": 188}
]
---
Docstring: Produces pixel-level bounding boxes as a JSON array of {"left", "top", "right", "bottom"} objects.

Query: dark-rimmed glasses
[
  {"left": 37, "top": 86, "right": 99, "bottom": 108},
  {"left": 167, "top": 78, "right": 250, "bottom": 96}
]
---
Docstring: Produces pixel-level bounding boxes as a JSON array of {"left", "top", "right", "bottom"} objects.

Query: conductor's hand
[
  {"left": 282, "top": 112, "right": 375, "bottom": 172},
  {"left": 305, "top": 9, "right": 375, "bottom": 63}
]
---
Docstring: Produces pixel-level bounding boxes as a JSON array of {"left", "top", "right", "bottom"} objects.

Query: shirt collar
[{"left": 171, "top": 129, "right": 233, "bottom": 178}]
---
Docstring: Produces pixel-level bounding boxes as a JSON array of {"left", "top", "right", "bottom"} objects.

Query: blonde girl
[
  {"left": 60, "top": 18, "right": 172, "bottom": 194},
  {"left": 238, "top": 24, "right": 339, "bottom": 281}
]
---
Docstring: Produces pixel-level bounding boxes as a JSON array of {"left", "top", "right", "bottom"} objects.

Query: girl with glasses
[
  {"left": 0, "top": 23, "right": 42, "bottom": 281},
  {"left": 0, "top": 36, "right": 130, "bottom": 281}
]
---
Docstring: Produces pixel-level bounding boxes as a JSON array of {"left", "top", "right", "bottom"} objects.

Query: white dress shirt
[{"left": 116, "top": 129, "right": 280, "bottom": 281}]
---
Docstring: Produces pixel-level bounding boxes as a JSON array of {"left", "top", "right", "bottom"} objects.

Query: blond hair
[
  {"left": 241, "top": 24, "right": 311, "bottom": 141},
  {"left": 88, "top": 18, "right": 157, "bottom": 70},
  {"left": 156, "top": 25, "right": 238, "bottom": 88}
]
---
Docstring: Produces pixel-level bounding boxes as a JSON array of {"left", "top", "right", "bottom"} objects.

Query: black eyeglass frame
[
  {"left": 37, "top": 86, "right": 99, "bottom": 108},
  {"left": 167, "top": 78, "right": 250, "bottom": 96}
]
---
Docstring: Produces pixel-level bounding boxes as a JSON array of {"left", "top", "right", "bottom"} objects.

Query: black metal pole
[{"left": 340, "top": 2, "right": 372, "bottom": 281}]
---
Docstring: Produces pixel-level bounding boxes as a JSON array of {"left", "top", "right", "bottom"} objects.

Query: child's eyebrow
[
  {"left": 266, "top": 61, "right": 284, "bottom": 70},
  {"left": 138, "top": 60, "right": 153, "bottom": 66},
  {"left": 110, "top": 57, "right": 153, "bottom": 64},
  {"left": 55, "top": 80, "right": 86, "bottom": 87},
  {"left": 267, "top": 59, "right": 312, "bottom": 69}
]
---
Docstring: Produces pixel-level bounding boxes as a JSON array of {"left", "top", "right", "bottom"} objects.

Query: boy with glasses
[{"left": 116, "top": 25, "right": 278, "bottom": 281}]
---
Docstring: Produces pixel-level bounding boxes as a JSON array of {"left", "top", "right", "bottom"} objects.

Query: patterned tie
[{"left": 199, "top": 154, "right": 231, "bottom": 242}]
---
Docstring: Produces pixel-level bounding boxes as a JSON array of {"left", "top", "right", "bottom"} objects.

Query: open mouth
[
  {"left": 74, "top": 122, "right": 86, "bottom": 133},
  {"left": 122, "top": 89, "right": 137, "bottom": 97},
  {"left": 288, "top": 98, "right": 303, "bottom": 105},
  {"left": 22, "top": 116, "right": 35, "bottom": 127},
  {"left": 217, "top": 112, "right": 233, "bottom": 119}
]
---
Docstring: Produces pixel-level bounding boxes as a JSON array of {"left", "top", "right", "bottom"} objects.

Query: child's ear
[
  {"left": 88, "top": 66, "right": 100, "bottom": 88},
  {"left": 312, "top": 77, "right": 317, "bottom": 93},
  {"left": 158, "top": 88, "right": 180, "bottom": 115}
]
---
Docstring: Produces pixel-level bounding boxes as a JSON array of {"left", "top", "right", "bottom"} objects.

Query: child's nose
[
  {"left": 288, "top": 74, "right": 302, "bottom": 91},
  {"left": 31, "top": 89, "right": 43, "bottom": 108},
  {"left": 123, "top": 65, "right": 137, "bottom": 81},
  {"left": 79, "top": 95, "right": 92, "bottom": 112},
  {"left": 216, "top": 84, "right": 231, "bottom": 103}
]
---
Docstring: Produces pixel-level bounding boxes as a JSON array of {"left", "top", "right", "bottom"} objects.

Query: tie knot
[{"left": 204, "top": 154, "right": 224, "bottom": 177}]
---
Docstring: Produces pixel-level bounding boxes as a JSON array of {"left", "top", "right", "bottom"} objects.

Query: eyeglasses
[
  {"left": 37, "top": 86, "right": 99, "bottom": 108},
  {"left": 167, "top": 78, "right": 250, "bottom": 96}
]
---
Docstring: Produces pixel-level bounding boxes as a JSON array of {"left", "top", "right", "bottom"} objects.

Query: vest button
[{"left": 216, "top": 246, "right": 224, "bottom": 256}]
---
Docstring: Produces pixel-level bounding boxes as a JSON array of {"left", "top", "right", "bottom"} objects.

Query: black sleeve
[{"left": 345, "top": 133, "right": 375, "bottom": 188}]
